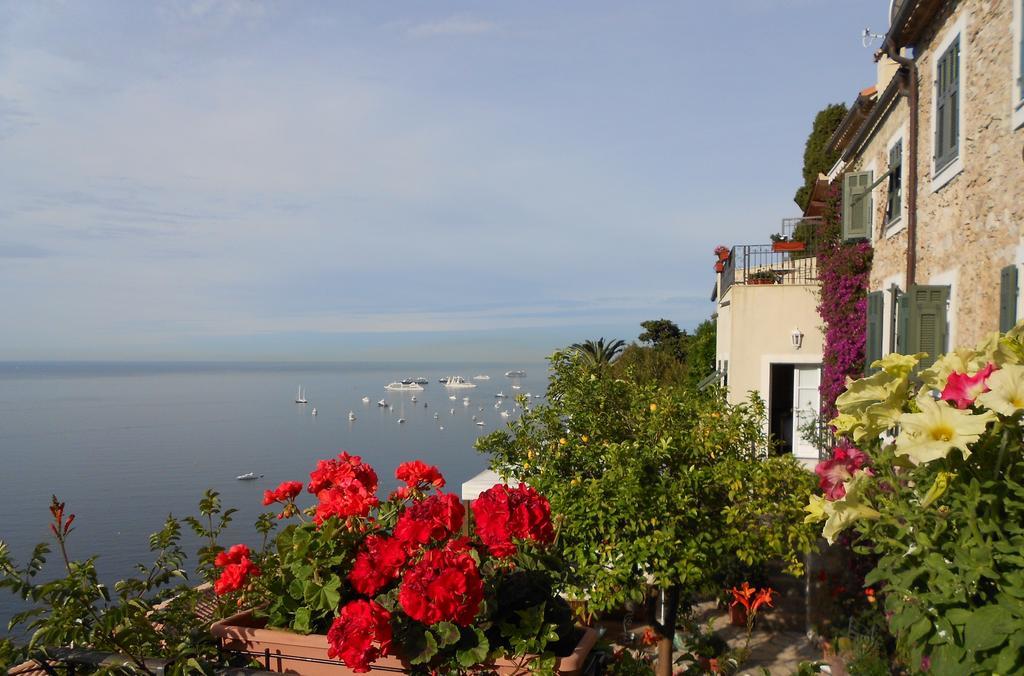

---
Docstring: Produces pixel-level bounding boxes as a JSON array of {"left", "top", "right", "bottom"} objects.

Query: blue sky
[{"left": 0, "top": 1, "right": 888, "bottom": 361}]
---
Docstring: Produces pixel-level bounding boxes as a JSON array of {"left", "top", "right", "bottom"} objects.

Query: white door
[{"left": 792, "top": 365, "right": 821, "bottom": 459}]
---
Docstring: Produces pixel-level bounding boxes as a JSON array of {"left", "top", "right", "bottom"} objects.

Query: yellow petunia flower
[
  {"left": 894, "top": 396, "right": 996, "bottom": 465},
  {"left": 871, "top": 352, "right": 925, "bottom": 378},
  {"left": 976, "top": 364, "right": 1024, "bottom": 416},
  {"left": 806, "top": 473, "right": 880, "bottom": 544}
]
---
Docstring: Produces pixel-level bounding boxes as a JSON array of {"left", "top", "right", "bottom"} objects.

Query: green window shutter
[
  {"left": 935, "top": 37, "right": 960, "bottom": 171},
  {"left": 906, "top": 285, "right": 950, "bottom": 369},
  {"left": 1000, "top": 265, "right": 1019, "bottom": 332},
  {"left": 842, "top": 170, "right": 873, "bottom": 241},
  {"left": 865, "top": 291, "right": 884, "bottom": 374},
  {"left": 896, "top": 291, "right": 910, "bottom": 355},
  {"left": 886, "top": 141, "right": 902, "bottom": 223}
]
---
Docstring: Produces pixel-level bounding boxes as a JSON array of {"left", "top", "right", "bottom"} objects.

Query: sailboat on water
[{"left": 295, "top": 387, "right": 308, "bottom": 404}]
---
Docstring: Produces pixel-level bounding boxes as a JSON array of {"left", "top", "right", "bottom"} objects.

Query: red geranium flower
[
  {"left": 814, "top": 446, "right": 871, "bottom": 501},
  {"left": 395, "top": 460, "right": 446, "bottom": 492},
  {"left": 327, "top": 599, "right": 393, "bottom": 673},
  {"left": 263, "top": 480, "right": 304, "bottom": 506},
  {"left": 213, "top": 543, "right": 260, "bottom": 595},
  {"left": 308, "top": 453, "right": 381, "bottom": 525},
  {"left": 399, "top": 542, "right": 483, "bottom": 626},
  {"left": 471, "top": 483, "right": 554, "bottom": 557},
  {"left": 309, "top": 452, "right": 379, "bottom": 496},
  {"left": 940, "top": 363, "right": 996, "bottom": 409},
  {"left": 393, "top": 493, "right": 464, "bottom": 550},
  {"left": 349, "top": 535, "right": 408, "bottom": 596}
]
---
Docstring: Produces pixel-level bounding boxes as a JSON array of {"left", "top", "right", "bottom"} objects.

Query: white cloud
[{"left": 407, "top": 15, "right": 497, "bottom": 37}]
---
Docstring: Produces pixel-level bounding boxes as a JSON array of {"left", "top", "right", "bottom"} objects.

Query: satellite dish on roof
[{"left": 862, "top": 28, "right": 885, "bottom": 49}]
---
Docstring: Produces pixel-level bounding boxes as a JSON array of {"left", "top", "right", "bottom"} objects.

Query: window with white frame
[
  {"left": 930, "top": 13, "right": 967, "bottom": 191},
  {"left": 935, "top": 36, "right": 960, "bottom": 171}
]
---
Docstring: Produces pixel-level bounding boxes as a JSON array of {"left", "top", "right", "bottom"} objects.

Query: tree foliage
[
  {"left": 568, "top": 337, "right": 626, "bottom": 368},
  {"left": 614, "top": 319, "right": 717, "bottom": 389},
  {"left": 794, "top": 102, "right": 848, "bottom": 209},
  {"left": 476, "top": 352, "right": 817, "bottom": 618}
]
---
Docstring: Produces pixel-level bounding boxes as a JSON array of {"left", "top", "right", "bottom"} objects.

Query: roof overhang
[
  {"left": 827, "top": 86, "right": 877, "bottom": 156},
  {"left": 802, "top": 175, "right": 832, "bottom": 218},
  {"left": 885, "top": 0, "right": 945, "bottom": 50},
  {"left": 839, "top": 73, "right": 904, "bottom": 163}
]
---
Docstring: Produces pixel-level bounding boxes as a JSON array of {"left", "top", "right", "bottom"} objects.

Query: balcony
[{"left": 718, "top": 217, "right": 822, "bottom": 300}]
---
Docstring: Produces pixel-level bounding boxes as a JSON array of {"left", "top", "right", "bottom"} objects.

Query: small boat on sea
[
  {"left": 361, "top": 396, "right": 370, "bottom": 403},
  {"left": 295, "top": 387, "right": 308, "bottom": 404},
  {"left": 397, "top": 418, "right": 406, "bottom": 424},
  {"left": 472, "top": 374, "right": 490, "bottom": 381},
  {"left": 433, "top": 412, "right": 440, "bottom": 419},
  {"left": 449, "top": 395, "right": 457, "bottom": 400},
  {"left": 411, "top": 396, "right": 417, "bottom": 402},
  {"left": 511, "top": 385, "right": 521, "bottom": 390},
  {"left": 412, "top": 377, "right": 429, "bottom": 384},
  {"left": 236, "top": 472, "right": 262, "bottom": 481},
  {"left": 505, "top": 370, "right": 526, "bottom": 378},
  {"left": 377, "top": 399, "right": 388, "bottom": 407},
  {"left": 311, "top": 408, "right": 317, "bottom": 416},
  {"left": 500, "top": 410, "right": 510, "bottom": 418},
  {"left": 386, "top": 382, "right": 424, "bottom": 391},
  {"left": 443, "top": 376, "right": 476, "bottom": 389},
  {"left": 349, "top": 411, "right": 357, "bottom": 421},
  {"left": 495, "top": 391, "right": 507, "bottom": 398},
  {"left": 438, "top": 377, "right": 449, "bottom": 384},
  {"left": 475, "top": 421, "right": 485, "bottom": 426}
]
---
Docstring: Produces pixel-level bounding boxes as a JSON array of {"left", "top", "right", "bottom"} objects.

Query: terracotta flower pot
[
  {"left": 211, "top": 609, "right": 600, "bottom": 676},
  {"left": 714, "top": 261, "right": 725, "bottom": 273},
  {"left": 716, "top": 250, "right": 731, "bottom": 262},
  {"left": 771, "top": 241, "right": 806, "bottom": 252},
  {"left": 728, "top": 603, "right": 748, "bottom": 627}
]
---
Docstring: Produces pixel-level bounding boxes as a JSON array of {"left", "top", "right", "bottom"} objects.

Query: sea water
[{"left": 0, "top": 361, "right": 545, "bottom": 632}]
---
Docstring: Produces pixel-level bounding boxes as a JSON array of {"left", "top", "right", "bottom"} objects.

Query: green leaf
[
  {"left": 964, "top": 606, "right": 1015, "bottom": 652},
  {"left": 456, "top": 627, "right": 490, "bottom": 667},
  {"left": 408, "top": 629, "right": 438, "bottom": 665},
  {"left": 432, "top": 621, "right": 460, "bottom": 648},
  {"left": 292, "top": 607, "right": 311, "bottom": 634}
]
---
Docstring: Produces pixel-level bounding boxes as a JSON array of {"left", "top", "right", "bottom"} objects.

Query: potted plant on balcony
[
  {"left": 209, "top": 454, "right": 597, "bottom": 675},
  {"left": 713, "top": 245, "right": 731, "bottom": 262},
  {"left": 769, "top": 233, "right": 806, "bottom": 253},
  {"left": 747, "top": 270, "right": 779, "bottom": 285}
]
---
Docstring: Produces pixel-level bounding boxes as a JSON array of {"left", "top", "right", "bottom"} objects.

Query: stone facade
[{"left": 845, "top": 0, "right": 1024, "bottom": 349}]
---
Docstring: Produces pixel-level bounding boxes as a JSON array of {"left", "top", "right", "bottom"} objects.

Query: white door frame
[{"left": 759, "top": 354, "right": 823, "bottom": 459}]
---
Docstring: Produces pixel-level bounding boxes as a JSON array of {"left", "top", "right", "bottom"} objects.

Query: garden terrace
[{"left": 719, "top": 217, "right": 822, "bottom": 299}]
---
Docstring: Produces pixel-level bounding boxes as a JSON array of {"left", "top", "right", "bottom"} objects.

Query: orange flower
[
  {"left": 729, "top": 581, "right": 756, "bottom": 611},
  {"left": 641, "top": 627, "right": 659, "bottom": 646},
  {"left": 751, "top": 587, "right": 775, "bottom": 614}
]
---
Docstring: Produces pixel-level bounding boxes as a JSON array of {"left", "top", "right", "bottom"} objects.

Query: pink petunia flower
[
  {"left": 814, "top": 446, "right": 872, "bottom": 500},
  {"left": 940, "top": 363, "right": 996, "bottom": 409}
]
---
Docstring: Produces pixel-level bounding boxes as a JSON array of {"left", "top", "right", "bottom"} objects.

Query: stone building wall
[{"left": 850, "top": 0, "right": 1024, "bottom": 349}]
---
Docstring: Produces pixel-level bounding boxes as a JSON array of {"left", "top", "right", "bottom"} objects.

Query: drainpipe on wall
[{"left": 884, "top": 37, "right": 918, "bottom": 286}]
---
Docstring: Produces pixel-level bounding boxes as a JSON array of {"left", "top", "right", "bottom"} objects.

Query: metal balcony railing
[{"left": 718, "top": 217, "right": 822, "bottom": 299}]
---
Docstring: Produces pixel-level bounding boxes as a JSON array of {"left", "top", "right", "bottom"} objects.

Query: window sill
[
  {"left": 930, "top": 155, "right": 963, "bottom": 193},
  {"left": 1014, "top": 100, "right": 1024, "bottom": 131},
  {"left": 884, "top": 217, "right": 906, "bottom": 239}
]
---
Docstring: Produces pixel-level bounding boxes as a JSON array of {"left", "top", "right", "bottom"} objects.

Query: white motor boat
[
  {"left": 397, "top": 418, "right": 406, "bottom": 424},
  {"left": 411, "top": 396, "right": 418, "bottom": 402},
  {"left": 511, "top": 385, "right": 521, "bottom": 390},
  {"left": 500, "top": 410, "right": 511, "bottom": 418},
  {"left": 433, "top": 413, "right": 440, "bottom": 419},
  {"left": 236, "top": 472, "right": 262, "bottom": 481},
  {"left": 505, "top": 370, "right": 526, "bottom": 378},
  {"left": 443, "top": 376, "right": 476, "bottom": 389},
  {"left": 295, "top": 387, "right": 308, "bottom": 404},
  {"left": 348, "top": 411, "right": 357, "bottom": 421},
  {"left": 475, "top": 420, "right": 485, "bottom": 426},
  {"left": 472, "top": 374, "right": 491, "bottom": 380},
  {"left": 311, "top": 408, "right": 317, "bottom": 416},
  {"left": 495, "top": 391, "right": 507, "bottom": 398},
  {"left": 449, "top": 395, "right": 457, "bottom": 400},
  {"left": 362, "top": 396, "right": 370, "bottom": 403},
  {"left": 377, "top": 399, "right": 388, "bottom": 407},
  {"left": 412, "top": 377, "right": 429, "bottom": 384},
  {"left": 386, "top": 382, "right": 424, "bottom": 391}
]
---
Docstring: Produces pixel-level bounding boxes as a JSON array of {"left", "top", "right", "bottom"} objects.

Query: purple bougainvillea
[{"left": 815, "top": 184, "right": 873, "bottom": 421}]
